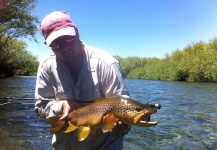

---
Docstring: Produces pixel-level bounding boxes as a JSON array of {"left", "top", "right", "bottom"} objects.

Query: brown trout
[{"left": 47, "top": 97, "right": 158, "bottom": 141}]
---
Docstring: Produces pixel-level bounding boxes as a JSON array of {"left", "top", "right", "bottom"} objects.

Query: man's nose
[{"left": 60, "top": 43, "right": 70, "bottom": 50}]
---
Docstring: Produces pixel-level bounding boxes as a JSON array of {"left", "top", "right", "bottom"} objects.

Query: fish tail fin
[{"left": 46, "top": 115, "right": 67, "bottom": 134}]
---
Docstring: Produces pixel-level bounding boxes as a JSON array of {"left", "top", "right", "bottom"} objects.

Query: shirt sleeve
[
  {"left": 35, "top": 62, "right": 63, "bottom": 119},
  {"left": 100, "top": 62, "right": 130, "bottom": 98}
]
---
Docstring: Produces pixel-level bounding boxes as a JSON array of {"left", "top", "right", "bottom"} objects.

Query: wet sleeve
[{"left": 35, "top": 63, "right": 63, "bottom": 119}]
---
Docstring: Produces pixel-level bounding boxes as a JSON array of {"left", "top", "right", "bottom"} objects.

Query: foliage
[
  {"left": 0, "top": 0, "right": 39, "bottom": 77},
  {"left": 0, "top": 0, "right": 39, "bottom": 39},
  {"left": 115, "top": 37, "right": 217, "bottom": 82},
  {"left": 0, "top": 37, "right": 39, "bottom": 77}
]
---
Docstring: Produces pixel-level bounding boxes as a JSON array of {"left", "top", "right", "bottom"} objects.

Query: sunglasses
[{"left": 50, "top": 37, "right": 75, "bottom": 49}]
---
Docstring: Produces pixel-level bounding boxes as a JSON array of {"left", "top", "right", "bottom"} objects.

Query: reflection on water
[
  {"left": 0, "top": 76, "right": 52, "bottom": 150},
  {"left": 0, "top": 77, "right": 217, "bottom": 149}
]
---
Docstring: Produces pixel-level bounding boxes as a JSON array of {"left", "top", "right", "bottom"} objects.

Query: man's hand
[
  {"left": 113, "top": 121, "right": 131, "bottom": 137},
  {"left": 60, "top": 100, "right": 80, "bottom": 121},
  {"left": 113, "top": 121, "right": 129, "bottom": 130}
]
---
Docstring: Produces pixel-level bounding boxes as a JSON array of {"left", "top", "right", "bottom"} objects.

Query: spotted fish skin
[
  {"left": 47, "top": 97, "right": 158, "bottom": 141},
  {"left": 69, "top": 97, "right": 155, "bottom": 126}
]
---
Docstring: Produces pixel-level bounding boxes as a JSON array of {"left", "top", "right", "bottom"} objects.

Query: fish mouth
[
  {"left": 139, "top": 114, "right": 158, "bottom": 126},
  {"left": 134, "top": 109, "right": 158, "bottom": 127}
]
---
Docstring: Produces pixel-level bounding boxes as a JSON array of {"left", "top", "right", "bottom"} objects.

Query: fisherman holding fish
[
  {"left": 35, "top": 11, "right": 132, "bottom": 150},
  {"left": 35, "top": 11, "right": 159, "bottom": 150}
]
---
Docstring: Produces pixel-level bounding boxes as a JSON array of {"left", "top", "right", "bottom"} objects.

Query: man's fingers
[
  {"left": 113, "top": 122, "right": 128, "bottom": 130},
  {"left": 59, "top": 113, "right": 68, "bottom": 121},
  {"left": 60, "top": 100, "right": 81, "bottom": 121},
  {"left": 60, "top": 100, "right": 70, "bottom": 121}
]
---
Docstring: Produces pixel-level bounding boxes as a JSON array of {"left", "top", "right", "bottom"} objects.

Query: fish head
[{"left": 116, "top": 98, "right": 158, "bottom": 127}]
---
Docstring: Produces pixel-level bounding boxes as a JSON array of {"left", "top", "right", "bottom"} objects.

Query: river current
[{"left": 0, "top": 76, "right": 216, "bottom": 150}]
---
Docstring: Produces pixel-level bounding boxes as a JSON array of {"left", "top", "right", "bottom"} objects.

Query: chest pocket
[
  {"left": 52, "top": 68, "right": 75, "bottom": 100},
  {"left": 50, "top": 59, "right": 102, "bottom": 101}
]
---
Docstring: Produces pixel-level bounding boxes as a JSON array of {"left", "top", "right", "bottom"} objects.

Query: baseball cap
[{"left": 40, "top": 11, "right": 76, "bottom": 45}]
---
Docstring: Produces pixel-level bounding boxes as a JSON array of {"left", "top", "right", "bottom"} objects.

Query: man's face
[{"left": 50, "top": 35, "right": 80, "bottom": 63}]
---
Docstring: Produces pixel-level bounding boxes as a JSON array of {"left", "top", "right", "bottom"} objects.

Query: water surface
[{"left": 0, "top": 77, "right": 216, "bottom": 150}]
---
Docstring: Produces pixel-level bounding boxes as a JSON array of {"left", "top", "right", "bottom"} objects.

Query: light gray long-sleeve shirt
[{"left": 35, "top": 43, "right": 130, "bottom": 150}]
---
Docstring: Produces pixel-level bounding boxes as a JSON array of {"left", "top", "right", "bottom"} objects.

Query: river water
[{"left": 0, "top": 76, "right": 216, "bottom": 150}]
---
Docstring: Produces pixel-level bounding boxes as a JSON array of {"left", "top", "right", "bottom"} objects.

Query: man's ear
[{"left": 74, "top": 26, "right": 80, "bottom": 39}]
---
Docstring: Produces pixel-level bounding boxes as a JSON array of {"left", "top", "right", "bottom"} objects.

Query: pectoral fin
[
  {"left": 102, "top": 112, "right": 116, "bottom": 133},
  {"left": 133, "top": 110, "right": 145, "bottom": 123},
  {"left": 77, "top": 126, "right": 91, "bottom": 141}
]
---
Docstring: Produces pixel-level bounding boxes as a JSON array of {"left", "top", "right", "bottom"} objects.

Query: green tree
[
  {"left": 116, "top": 37, "right": 217, "bottom": 82},
  {"left": 0, "top": 37, "right": 39, "bottom": 77},
  {"left": 0, "top": 0, "right": 39, "bottom": 77},
  {"left": 0, "top": 0, "right": 39, "bottom": 41}
]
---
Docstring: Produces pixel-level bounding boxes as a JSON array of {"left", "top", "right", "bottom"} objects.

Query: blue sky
[{"left": 25, "top": 0, "right": 217, "bottom": 62}]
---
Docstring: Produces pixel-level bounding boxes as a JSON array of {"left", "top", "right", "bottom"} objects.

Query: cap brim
[{"left": 46, "top": 27, "right": 76, "bottom": 45}]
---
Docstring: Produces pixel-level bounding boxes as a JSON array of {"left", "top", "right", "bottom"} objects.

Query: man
[{"left": 35, "top": 11, "right": 131, "bottom": 150}]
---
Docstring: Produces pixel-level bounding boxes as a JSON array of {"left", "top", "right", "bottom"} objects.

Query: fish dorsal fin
[
  {"left": 133, "top": 110, "right": 145, "bottom": 123},
  {"left": 64, "top": 122, "right": 77, "bottom": 133},
  {"left": 77, "top": 126, "right": 91, "bottom": 141},
  {"left": 46, "top": 115, "right": 66, "bottom": 134},
  {"left": 102, "top": 112, "right": 116, "bottom": 133}
]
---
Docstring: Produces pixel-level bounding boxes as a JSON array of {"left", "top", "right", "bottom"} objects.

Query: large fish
[{"left": 47, "top": 97, "right": 158, "bottom": 141}]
